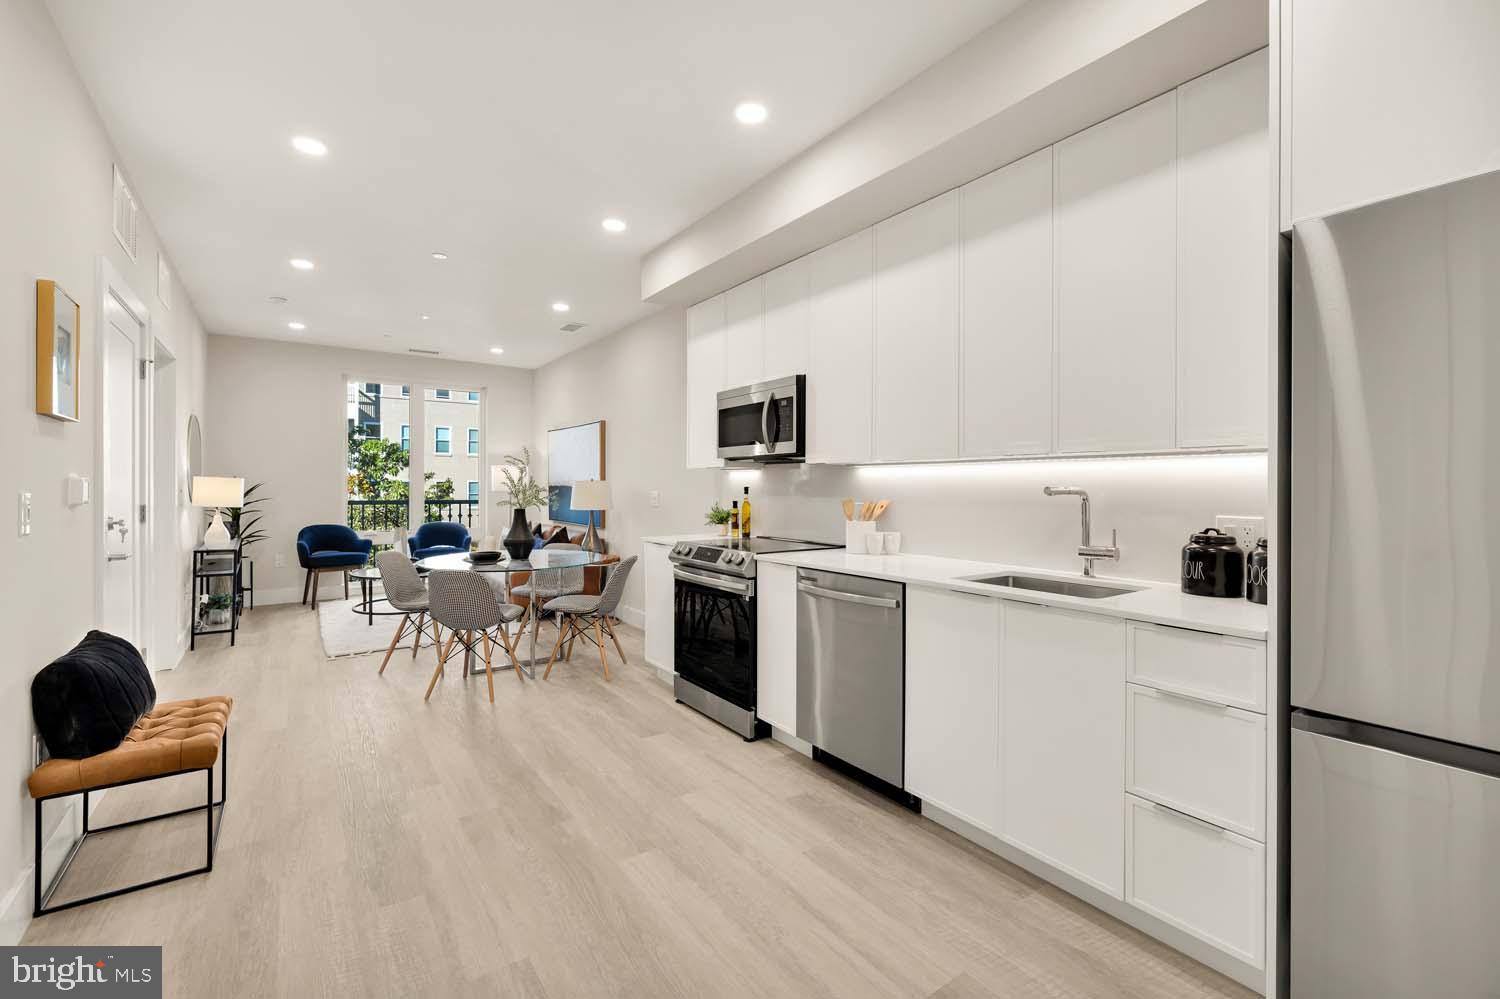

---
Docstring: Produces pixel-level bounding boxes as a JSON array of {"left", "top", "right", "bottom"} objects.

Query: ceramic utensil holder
[{"left": 846, "top": 520, "right": 878, "bottom": 552}]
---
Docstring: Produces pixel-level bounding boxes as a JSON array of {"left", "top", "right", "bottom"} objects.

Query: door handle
[
  {"left": 797, "top": 582, "right": 901, "bottom": 609},
  {"left": 107, "top": 553, "right": 131, "bottom": 562},
  {"left": 1147, "top": 800, "right": 1227, "bottom": 837}
]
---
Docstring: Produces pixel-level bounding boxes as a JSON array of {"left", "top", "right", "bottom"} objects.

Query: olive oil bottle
[{"left": 741, "top": 486, "right": 752, "bottom": 538}]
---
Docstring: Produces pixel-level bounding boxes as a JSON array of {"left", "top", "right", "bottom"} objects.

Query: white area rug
[{"left": 317, "top": 590, "right": 436, "bottom": 659}]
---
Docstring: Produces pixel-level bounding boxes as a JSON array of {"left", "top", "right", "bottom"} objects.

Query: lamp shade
[
  {"left": 571, "top": 479, "right": 610, "bottom": 510},
  {"left": 191, "top": 476, "right": 244, "bottom": 507}
]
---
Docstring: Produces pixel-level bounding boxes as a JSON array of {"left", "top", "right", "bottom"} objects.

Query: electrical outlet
[
  {"left": 649, "top": 490, "right": 660, "bottom": 509},
  {"left": 274, "top": 552, "right": 286, "bottom": 568},
  {"left": 18, "top": 491, "right": 31, "bottom": 537},
  {"left": 1215, "top": 515, "right": 1265, "bottom": 553},
  {"left": 32, "top": 734, "right": 42, "bottom": 768}
]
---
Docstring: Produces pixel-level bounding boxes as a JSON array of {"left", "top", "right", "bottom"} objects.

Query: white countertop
[
  {"left": 757, "top": 549, "right": 1268, "bottom": 640},
  {"left": 641, "top": 533, "right": 724, "bottom": 546}
]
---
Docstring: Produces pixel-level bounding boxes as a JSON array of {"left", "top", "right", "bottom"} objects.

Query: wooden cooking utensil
[
  {"left": 842, "top": 498, "right": 855, "bottom": 521},
  {"left": 868, "top": 499, "right": 890, "bottom": 521},
  {"left": 857, "top": 502, "right": 870, "bottom": 521}
]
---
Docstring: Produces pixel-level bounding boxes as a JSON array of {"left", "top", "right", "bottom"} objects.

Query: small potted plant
[
  {"left": 705, "top": 501, "right": 732, "bottom": 536},
  {"left": 202, "top": 592, "right": 233, "bottom": 627}
]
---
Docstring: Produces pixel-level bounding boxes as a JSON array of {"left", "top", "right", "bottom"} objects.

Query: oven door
[
  {"left": 673, "top": 567, "right": 757, "bottom": 711},
  {"left": 717, "top": 374, "right": 804, "bottom": 461}
]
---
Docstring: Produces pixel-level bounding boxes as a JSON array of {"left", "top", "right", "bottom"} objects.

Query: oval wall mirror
[{"left": 186, "top": 413, "right": 203, "bottom": 487}]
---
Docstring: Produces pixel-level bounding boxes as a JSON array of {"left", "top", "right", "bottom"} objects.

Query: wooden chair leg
[
  {"left": 495, "top": 623, "right": 524, "bottom": 680},
  {"left": 302, "top": 569, "right": 312, "bottom": 605},
  {"left": 411, "top": 611, "right": 425, "bottom": 656},
  {"left": 423, "top": 653, "right": 444, "bottom": 701},
  {"left": 602, "top": 617, "right": 627, "bottom": 664},
  {"left": 481, "top": 631, "right": 496, "bottom": 703},
  {"left": 440, "top": 630, "right": 459, "bottom": 665},
  {"left": 379, "top": 614, "right": 410, "bottom": 674},
  {"left": 593, "top": 619, "right": 611, "bottom": 681},
  {"left": 543, "top": 615, "right": 570, "bottom": 679}
]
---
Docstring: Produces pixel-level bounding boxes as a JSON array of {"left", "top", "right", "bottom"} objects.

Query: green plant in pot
[
  {"left": 496, "top": 447, "right": 546, "bottom": 560},
  {"left": 202, "top": 591, "right": 233, "bottom": 626},
  {"left": 706, "top": 500, "right": 732, "bottom": 536}
]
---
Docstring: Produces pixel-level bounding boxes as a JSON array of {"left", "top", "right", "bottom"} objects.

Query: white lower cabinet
[
  {"left": 1125, "top": 793, "right": 1265, "bottom": 970},
  {"left": 999, "top": 601, "right": 1126, "bottom": 898},
  {"left": 643, "top": 543, "right": 675, "bottom": 673},
  {"left": 904, "top": 587, "right": 1001, "bottom": 833},
  {"left": 756, "top": 561, "right": 798, "bottom": 734}
]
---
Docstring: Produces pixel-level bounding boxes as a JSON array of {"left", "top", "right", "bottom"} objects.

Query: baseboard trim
[
  {"left": 616, "top": 605, "right": 644, "bottom": 630},
  {"left": 0, "top": 794, "right": 96, "bottom": 944},
  {"left": 920, "top": 803, "right": 1265, "bottom": 995}
]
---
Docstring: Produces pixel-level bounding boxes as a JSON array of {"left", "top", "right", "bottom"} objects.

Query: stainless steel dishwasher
[{"left": 796, "top": 568, "right": 908, "bottom": 800}]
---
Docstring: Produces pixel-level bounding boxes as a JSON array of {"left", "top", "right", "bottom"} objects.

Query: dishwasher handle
[{"left": 798, "top": 581, "right": 901, "bottom": 610}]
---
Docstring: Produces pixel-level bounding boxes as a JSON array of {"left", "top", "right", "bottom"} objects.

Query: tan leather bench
[{"left": 29, "top": 696, "right": 232, "bottom": 916}]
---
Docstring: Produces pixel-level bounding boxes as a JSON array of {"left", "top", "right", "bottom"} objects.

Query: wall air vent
[
  {"left": 559, "top": 322, "right": 586, "bottom": 333},
  {"left": 407, "top": 348, "right": 441, "bottom": 356},
  {"left": 111, "top": 165, "right": 140, "bottom": 261}
]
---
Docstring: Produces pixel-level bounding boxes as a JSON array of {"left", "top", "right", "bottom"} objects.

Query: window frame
[
  {"left": 467, "top": 480, "right": 479, "bottom": 503},
  {"left": 400, "top": 424, "right": 410, "bottom": 452},
  {"left": 433, "top": 425, "right": 451, "bottom": 455},
  {"left": 466, "top": 427, "right": 479, "bottom": 456}
]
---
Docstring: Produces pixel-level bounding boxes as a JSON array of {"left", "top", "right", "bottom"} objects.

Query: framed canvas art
[
  {"left": 36, "top": 280, "right": 81, "bottom": 422},
  {"left": 546, "top": 420, "right": 605, "bottom": 527}
]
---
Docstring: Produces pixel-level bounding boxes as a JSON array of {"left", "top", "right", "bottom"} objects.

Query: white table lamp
[
  {"left": 192, "top": 475, "right": 244, "bottom": 546},
  {"left": 572, "top": 479, "right": 610, "bottom": 554}
]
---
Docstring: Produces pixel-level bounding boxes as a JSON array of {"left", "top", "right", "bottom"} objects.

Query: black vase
[{"left": 503, "top": 508, "right": 532, "bottom": 561}]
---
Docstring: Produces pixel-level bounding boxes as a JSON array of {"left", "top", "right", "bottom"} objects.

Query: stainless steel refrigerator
[{"left": 1290, "top": 169, "right": 1500, "bottom": 997}]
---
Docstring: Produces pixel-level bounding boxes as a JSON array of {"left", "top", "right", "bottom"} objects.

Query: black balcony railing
[{"left": 346, "top": 499, "right": 481, "bottom": 534}]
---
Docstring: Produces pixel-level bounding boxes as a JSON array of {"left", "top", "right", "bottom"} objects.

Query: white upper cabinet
[
  {"left": 1055, "top": 92, "right": 1178, "bottom": 454},
  {"left": 1177, "top": 51, "right": 1269, "bottom": 449},
  {"left": 874, "top": 190, "right": 960, "bottom": 461},
  {"left": 1000, "top": 601, "right": 1126, "bottom": 899},
  {"left": 905, "top": 587, "right": 1001, "bottom": 833},
  {"left": 808, "top": 228, "right": 875, "bottom": 464},
  {"left": 723, "top": 277, "right": 764, "bottom": 388},
  {"left": 685, "top": 294, "right": 726, "bottom": 469},
  {"left": 1286, "top": 0, "right": 1500, "bottom": 226},
  {"left": 762, "top": 257, "right": 811, "bottom": 381},
  {"left": 960, "top": 147, "right": 1054, "bottom": 457}
]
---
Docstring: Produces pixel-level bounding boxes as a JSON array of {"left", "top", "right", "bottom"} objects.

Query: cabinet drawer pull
[
  {"left": 1151, "top": 685, "right": 1232, "bottom": 713},
  {"left": 1149, "top": 800, "right": 1227, "bottom": 837}
]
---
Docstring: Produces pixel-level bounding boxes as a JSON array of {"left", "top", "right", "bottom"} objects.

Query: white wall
[
  {"left": 204, "top": 335, "right": 534, "bottom": 603},
  {"left": 0, "top": 0, "right": 209, "bottom": 942},
  {"left": 531, "top": 310, "right": 719, "bottom": 621}
]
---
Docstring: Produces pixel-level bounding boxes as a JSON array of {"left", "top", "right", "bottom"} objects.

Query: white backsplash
[{"left": 718, "top": 453, "right": 1268, "bottom": 585}]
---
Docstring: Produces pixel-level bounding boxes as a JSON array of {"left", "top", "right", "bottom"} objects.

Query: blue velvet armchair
[
  {"left": 409, "top": 522, "right": 472, "bottom": 560},
  {"left": 296, "top": 524, "right": 372, "bottom": 608}
]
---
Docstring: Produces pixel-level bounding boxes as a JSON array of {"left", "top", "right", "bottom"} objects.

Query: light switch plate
[
  {"left": 649, "top": 490, "right": 660, "bottom": 509},
  {"left": 274, "top": 552, "right": 286, "bottom": 568},
  {"left": 1215, "top": 514, "right": 1264, "bottom": 553}
]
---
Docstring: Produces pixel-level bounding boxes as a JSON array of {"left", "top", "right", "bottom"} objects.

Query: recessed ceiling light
[
  {"left": 489, "top": 347, "right": 504, "bottom": 355},
  {"left": 430, "top": 251, "right": 448, "bottom": 260},
  {"left": 289, "top": 258, "right": 315, "bottom": 271},
  {"left": 420, "top": 314, "right": 430, "bottom": 320},
  {"left": 734, "top": 101, "right": 768, "bottom": 125},
  {"left": 551, "top": 302, "right": 570, "bottom": 313},
  {"left": 601, "top": 218, "right": 627, "bottom": 233},
  {"left": 290, "top": 136, "right": 327, "bottom": 157},
  {"left": 267, "top": 295, "right": 288, "bottom": 305},
  {"left": 287, "top": 321, "right": 306, "bottom": 331}
]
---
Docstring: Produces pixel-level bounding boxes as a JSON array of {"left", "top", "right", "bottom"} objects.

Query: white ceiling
[{"left": 47, "top": 0, "right": 1019, "bottom": 368}]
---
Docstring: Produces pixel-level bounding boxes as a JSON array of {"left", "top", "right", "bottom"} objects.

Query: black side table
[{"left": 192, "top": 542, "right": 242, "bottom": 649}]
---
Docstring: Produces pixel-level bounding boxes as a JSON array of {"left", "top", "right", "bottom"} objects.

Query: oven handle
[
  {"left": 797, "top": 582, "right": 901, "bottom": 610},
  {"left": 674, "top": 566, "right": 753, "bottom": 595}
]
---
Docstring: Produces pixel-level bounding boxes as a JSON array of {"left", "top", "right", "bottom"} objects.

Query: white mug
[
  {"left": 883, "top": 532, "right": 902, "bottom": 554},
  {"left": 864, "top": 533, "right": 885, "bottom": 554}
]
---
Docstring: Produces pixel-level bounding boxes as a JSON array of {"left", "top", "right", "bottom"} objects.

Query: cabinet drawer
[
  {"left": 1125, "top": 793, "right": 1265, "bottom": 970},
  {"left": 1126, "top": 683, "right": 1265, "bottom": 840},
  {"left": 1126, "top": 622, "right": 1265, "bottom": 712}
]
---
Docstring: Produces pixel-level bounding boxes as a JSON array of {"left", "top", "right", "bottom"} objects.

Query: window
[
  {"left": 435, "top": 388, "right": 450, "bottom": 400},
  {"left": 434, "top": 426, "right": 451, "bottom": 454},
  {"left": 467, "top": 390, "right": 479, "bottom": 402},
  {"left": 467, "top": 480, "right": 479, "bottom": 502},
  {"left": 467, "top": 427, "right": 479, "bottom": 456},
  {"left": 400, "top": 425, "right": 410, "bottom": 452}
]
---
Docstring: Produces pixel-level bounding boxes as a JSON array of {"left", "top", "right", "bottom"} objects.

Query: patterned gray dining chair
[
  {"left": 511, "top": 542, "right": 587, "bottom": 633},
  {"left": 541, "top": 555, "right": 637, "bottom": 681},
  {"left": 374, "top": 551, "right": 439, "bottom": 675},
  {"left": 425, "top": 570, "right": 525, "bottom": 703}
]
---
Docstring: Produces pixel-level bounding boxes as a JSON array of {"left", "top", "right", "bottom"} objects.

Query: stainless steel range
[{"left": 668, "top": 536, "right": 839, "bottom": 739}]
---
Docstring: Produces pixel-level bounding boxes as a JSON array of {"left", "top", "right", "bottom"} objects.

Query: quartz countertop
[
  {"left": 641, "top": 533, "right": 724, "bottom": 546},
  {"left": 757, "top": 549, "right": 1268, "bottom": 640}
]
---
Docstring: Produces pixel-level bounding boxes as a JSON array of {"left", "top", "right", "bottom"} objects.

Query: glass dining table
[{"left": 413, "top": 548, "right": 606, "bottom": 677}]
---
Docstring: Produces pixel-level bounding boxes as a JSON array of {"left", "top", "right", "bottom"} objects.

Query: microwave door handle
[{"left": 761, "top": 394, "right": 774, "bottom": 447}]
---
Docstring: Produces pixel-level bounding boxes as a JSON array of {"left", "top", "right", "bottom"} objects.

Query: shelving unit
[{"left": 191, "top": 541, "right": 242, "bottom": 650}]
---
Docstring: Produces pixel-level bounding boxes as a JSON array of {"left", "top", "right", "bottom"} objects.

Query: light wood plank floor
[{"left": 23, "top": 604, "right": 1253, "bottom": 999}]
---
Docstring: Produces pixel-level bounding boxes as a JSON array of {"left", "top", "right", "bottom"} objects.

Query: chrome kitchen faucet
[{"left": 1043, "top": 486, "right": 1119, "bottom": 577}]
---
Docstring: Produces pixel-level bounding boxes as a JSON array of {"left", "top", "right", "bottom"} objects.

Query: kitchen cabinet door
[
  {"left": 1055, "top": 92, "right": 1177, "bottom": 454},
  {"left": 960, "top": 147, "right": 1054, "bottom": 457},
  {"left": 1000, "top": 601, "right": 1126, "bottom": 898},
  {"left": 905, "top": 586, "right": 1001, "bottom": 833},
  {"left": 724, "top": 277, "right": 764, "bottom": 388},
  {"left": 874, "top": 190, "right": 960, "bottom": 461},
  {"left": 762, "top": 257, "right": 810, "bottom": 381},
  {"left": 643, "top": 543, "right": 675, "bottom": 674},
  {"left": 1286, "top": 0, "right": 1500, "bottom": 227},
  {"left": 807, "top": 228, "right": 875, "bottom": 464},
  {"left": 1177, "top": 50, "right": 1269, "bottom": 449},
  {"left": 755, "top": 560, "right": 798, "bottom": 734},
  {"left": 685, "top": 294, "right": 726, "bottom": 469}
]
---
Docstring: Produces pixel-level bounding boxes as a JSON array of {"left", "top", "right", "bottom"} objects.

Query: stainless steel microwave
[{"left": 717, "top": 374, "right": 805, "bottom": 462}]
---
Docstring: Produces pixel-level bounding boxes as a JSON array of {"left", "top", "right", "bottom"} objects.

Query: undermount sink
[{"left": 962, "top": 573, "right": 1141, "bottom": 599}]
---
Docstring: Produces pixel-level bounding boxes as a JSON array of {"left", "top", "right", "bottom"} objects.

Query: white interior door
[{"left": 100, "top": 290, "right": 144, "bottom": 646}]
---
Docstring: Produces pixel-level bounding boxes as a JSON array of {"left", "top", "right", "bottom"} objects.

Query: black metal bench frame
[{"left": 33, "top": 729, "right": 228, "bottom": 916}]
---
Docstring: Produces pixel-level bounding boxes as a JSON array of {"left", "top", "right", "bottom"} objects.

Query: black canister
[
  {"left": 1246, "top": 538, "right": 1269, "bottom": 605},
  {"left": 1181, "top": 528, "right": 1245, "bottom": 598}
]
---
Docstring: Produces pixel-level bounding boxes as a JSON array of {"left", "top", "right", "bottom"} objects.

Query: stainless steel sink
[{"left": 962, "top": 573, "right": 1141, "bottom": 599}]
